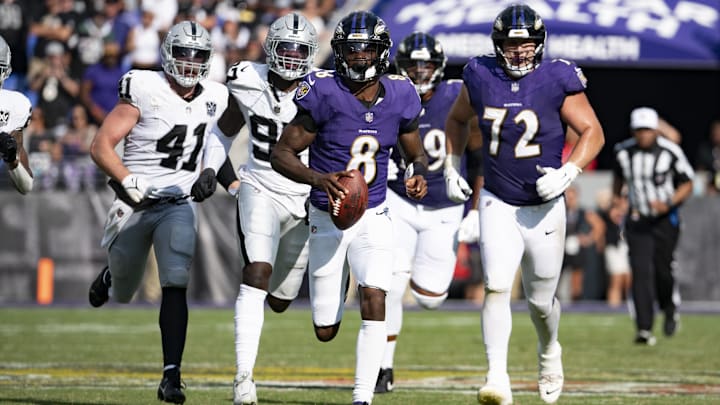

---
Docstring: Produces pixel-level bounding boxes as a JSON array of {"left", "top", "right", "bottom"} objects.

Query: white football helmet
[
  {"left": 0, "top": 35, "right": 11, "bottom": 89},
  {"left": 264, "top": 12, "right": 318, "bottom": 81},
  {"left": 161, "top": 21, "right": 213, "bottom": 88}
]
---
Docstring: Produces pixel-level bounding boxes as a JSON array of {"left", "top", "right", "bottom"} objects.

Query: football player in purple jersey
[
  {"left": 375, "top": 31, "right": 483, "bottom": 394},
  {"left": 444, "top": 4, "right": 605, "bottom": 405},
  {"left": 271, "top": 11, "right": 428, "bottom": 405}
]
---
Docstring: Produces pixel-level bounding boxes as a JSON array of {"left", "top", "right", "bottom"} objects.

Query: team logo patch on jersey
[
  {"left": 575, "top": 67, "right": 588, "bottom": 88},
  {"left": 0, "top": 110, "right": 9, "bottom": 127},
  {"left": 206, "top": 101, "right": 217, "bottom": 117},
  {"left": 296, "top": 81, "right": 311, "bottom": 100}
]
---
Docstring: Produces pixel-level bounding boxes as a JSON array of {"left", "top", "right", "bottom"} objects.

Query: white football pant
[
  {"left": 479, "top": 189, "right": 565, "bottom": 375},
  {"left": 236, "top": 181, "right": 309, "bottom": 299},
  {"left": 307, "top": 202, "right": 393, "bottom": 326}
]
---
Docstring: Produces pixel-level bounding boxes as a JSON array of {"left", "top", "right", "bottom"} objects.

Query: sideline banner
[
  {"left": 372, "top": 0, "right": 720, "bottom": 68},
  {"left": 0, "top": 186, "right": 718, "bottom": 303}
]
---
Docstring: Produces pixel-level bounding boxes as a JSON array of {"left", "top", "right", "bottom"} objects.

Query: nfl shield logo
[
  {"left": 206, "top": 101, "right": 217, "bottom": 117},
  {"left": 511, "top": 82, "right": 520, "bottom": 93},
  {"left": 365, "top": 112, "right": 374, "bottom": 123}
]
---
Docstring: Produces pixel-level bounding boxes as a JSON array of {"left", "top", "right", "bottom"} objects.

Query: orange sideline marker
[{"left": 37, "top": 257, "right": 54, "bottom": 305}]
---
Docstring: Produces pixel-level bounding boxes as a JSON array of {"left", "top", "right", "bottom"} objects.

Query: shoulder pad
[{"left": 226, "top": 61, "right": 266, "bottom": 91}]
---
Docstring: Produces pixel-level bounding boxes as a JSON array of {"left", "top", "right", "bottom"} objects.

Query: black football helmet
[
  {"left": 395, "top": 32, "right": 446, "bottom": 95},
  {"left": 491, "top": 4, "right": 546, "bottom": 78},
  {"left": 331, "top": 11, "right": 392, "bottom": 82}
]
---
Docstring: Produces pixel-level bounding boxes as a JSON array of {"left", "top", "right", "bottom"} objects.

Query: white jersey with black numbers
[
  {"left": 227, "top": 61, "right": 310, "bottom": 197},
  {"left": 0, "top": 88, "right": 32, "bottom": 133},
  {"left": 118, "top": 70, "right": 229, "bottom": 197}
]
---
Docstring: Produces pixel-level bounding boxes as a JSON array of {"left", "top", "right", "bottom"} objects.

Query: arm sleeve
[{"left": 216, "top": 157, "right": 238, "bottom": 190}]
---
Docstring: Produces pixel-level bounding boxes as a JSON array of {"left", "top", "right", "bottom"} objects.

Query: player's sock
[
  {"left": 380, "top": 340, "right": 397, "bottom": 369},
  {"left": 234, "top": 284, "right": 267, "bottom": 377},
  {"left": 353, "top": 320, "right": 386, "bottom": 403},
  {"left": 382, "top": 271, "right": 408, "bottom": 368},
  {"left": 530, "top": 296, "right": 561, "bottom": 350},
  {"left": 482, "top": 290, "right": 512, "bottom": 376},
  {"left": 159, "top": 287, "right": 188, "bottom": 368}
]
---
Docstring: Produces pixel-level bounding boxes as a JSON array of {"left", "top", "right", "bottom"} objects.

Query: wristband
[{"left": 404, "top": 161, "right": 428, "bottom": 180}]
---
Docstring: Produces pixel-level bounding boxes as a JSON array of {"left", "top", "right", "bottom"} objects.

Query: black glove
[
  {"left": 0, "top": 132, "right": 17, "bottom": 163},
  {"left": 191, "top": 168, "right": 217, "bottom": 202}
]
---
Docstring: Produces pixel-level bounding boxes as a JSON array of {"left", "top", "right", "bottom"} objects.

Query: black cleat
[
  {"left": 634, "top": 330, "right": 657, "bottom": 346},
  {"left": 157, "top": 367, "right": 186, "bottom": 404},
  {"left": 374, "top": 368, "right": 394, "bottom": 393},
  {"left": 88, "top": 266, "right": 111, "bottom": 308},
  {"left": 664, "top": 313, "right": 679, "bottom": 337}
]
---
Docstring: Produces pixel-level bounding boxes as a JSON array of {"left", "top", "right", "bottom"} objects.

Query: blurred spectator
[
  {"left": 560, "top": 185, "right": 605, "bottom": 302},
  {"left": 26, "top": 107, "right": 61, "bottom": 190},
  {"left": 694, "top": 119, "right": 720, "bottom": 193},
  {"left": 180, "top": 0, "right": 220, "bottom": 32},
  {"left": 598, "top": 190, "right": 632, "bottom": 308},
  {"left": 101, "top": 0, "right": 137, "bottom": 53},
  {"left": 0, "top": 0, "right": 33, "bottom": 92},
  {"left": 28, "top": 41, "right": 80, "bottom": 134},
  {"left": 657, "top": 117, "right": 682, "bottom": 144},
  {"left": 80, "top": 41, "right": 126, "bottom": 125},
  {"left": 60, "top": 104, "right": 98, "bottom": 191},
  {"left": 29, "top": 0, "right": 79, "bottom": 66},
  {"left": 126, "top": 5, "right": 160, "bottom": 70},
  {"left": 144, "top": 0, "right": 178, "bottom": 34},
  {"left": 73, "top": 8, "right": 113, "bottom": 76}
]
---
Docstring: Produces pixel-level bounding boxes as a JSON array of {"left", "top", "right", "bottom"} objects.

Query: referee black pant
[{"left": 625, "top": 214, "right": 679, "bottom": 332}]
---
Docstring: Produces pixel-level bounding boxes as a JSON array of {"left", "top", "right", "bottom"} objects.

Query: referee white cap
[{"left": 630, "top": 107, "right": 659, "bottom": 130}]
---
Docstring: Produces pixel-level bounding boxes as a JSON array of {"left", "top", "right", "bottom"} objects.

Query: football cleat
[
  {"left": 538, "top": 342, "right": 563, "bottom": 404},
  {"left": 88, "top": 266, "right": 111, "bottom": 308},
  {"left": 478, "top": 373, "right": 512, "bottom": 405},
  {"left": 233, "top": 372, "right": 257, "bottom": 405},
  {"left": 635, "top": 330, "right": 657, "bottom": 346},
  {"left": 157, "top": 367, "right": 186, "bottom": 404},
  {"left": 374, "top": 367, "right": 394, "bottom": 393},
  {"left": 664, "top": 313, "right": 679, "bottom": 337}
]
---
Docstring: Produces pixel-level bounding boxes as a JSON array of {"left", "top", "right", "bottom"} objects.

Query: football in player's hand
[{"left": 331, "top": 169, "right": 368, "bottom": 230}]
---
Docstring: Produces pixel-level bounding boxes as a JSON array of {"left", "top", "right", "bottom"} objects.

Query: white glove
[
  {"left": 121, "top": 174, "right": 156, "bottom": 203},
  {"left": 444, "top": 154, "right": 472, "bottom": 203},
  {"left": 458, "top": 209, "right": 480, "bottom": 243},
  {"left": 535, "top": 162, "right": 582, "bottom": 201}
]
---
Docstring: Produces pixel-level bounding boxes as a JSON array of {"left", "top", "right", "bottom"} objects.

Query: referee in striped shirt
[{"left": 612, "top": 107, "right": 694, "bottom": 346}]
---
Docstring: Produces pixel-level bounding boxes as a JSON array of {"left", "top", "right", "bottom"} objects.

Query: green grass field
[{"left": 1, "top": 304, "right": 719, "bottom": 404}]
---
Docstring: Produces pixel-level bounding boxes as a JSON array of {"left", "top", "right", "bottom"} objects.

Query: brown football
[{"left": 331, "top": 169, "right": 369, "bottom": 230}]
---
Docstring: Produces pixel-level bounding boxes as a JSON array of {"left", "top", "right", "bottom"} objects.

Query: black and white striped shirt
[{"left": 614, "top": 137, "right": 694, "bottom": 218}]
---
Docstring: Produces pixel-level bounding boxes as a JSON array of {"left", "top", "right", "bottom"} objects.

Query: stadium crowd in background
[{"left": 0, "top": 0, "right": 340, "bottom": 191}]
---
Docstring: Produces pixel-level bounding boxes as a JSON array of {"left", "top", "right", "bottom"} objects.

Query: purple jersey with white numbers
[
  {"left": 295, "top": 71, "right": 422, "bottom": 211},
  {"left": 388, "top": 80, "right": 463, "bottom": 208},
  {"left": 463, "top": 56, "right": 587, "bottom": 206}
]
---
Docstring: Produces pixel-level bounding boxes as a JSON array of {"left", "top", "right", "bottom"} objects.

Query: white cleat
[
  {"left": 477, "top": 373, "right": 512, "bottom": 405},
  {"left": 233, "top": 372, "right": 258, "bottom": 405},
  {"left": 538, "top": 342, "right": 564, "bottom": 404}
]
